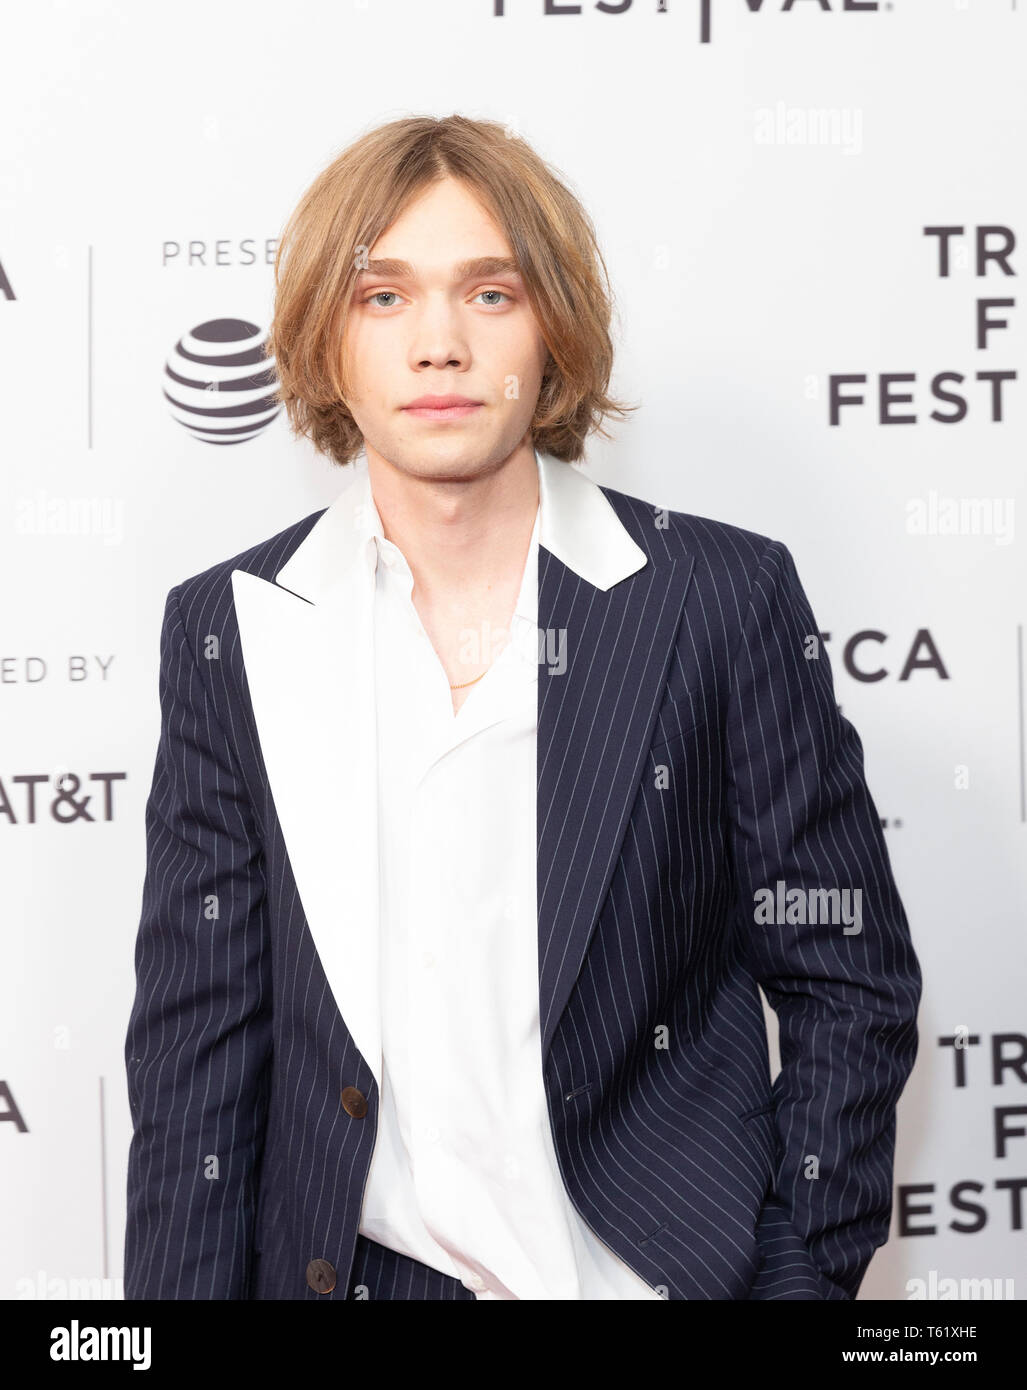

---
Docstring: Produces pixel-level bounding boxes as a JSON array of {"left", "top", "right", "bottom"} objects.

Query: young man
[{"left": 124, "top": 115, "right": 922, "bottom": 1300}]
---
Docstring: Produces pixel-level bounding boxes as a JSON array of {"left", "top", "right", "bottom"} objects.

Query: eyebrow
[{"left": 354, "top": 256, "right": 522, "bottom": 282}]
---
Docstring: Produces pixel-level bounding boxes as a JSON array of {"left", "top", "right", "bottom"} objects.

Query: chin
[{"left": 385, "top": 438, "right": 512, "bottom": 481}]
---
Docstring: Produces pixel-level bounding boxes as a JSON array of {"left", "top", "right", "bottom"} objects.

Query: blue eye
[{"left": 363, "top": 288, "right": 511, "bottom": 308}]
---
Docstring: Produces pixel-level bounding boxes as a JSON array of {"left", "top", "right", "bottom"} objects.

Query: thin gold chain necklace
[{"left": 449, "top": 667, "right": 489, "bottom": 690}]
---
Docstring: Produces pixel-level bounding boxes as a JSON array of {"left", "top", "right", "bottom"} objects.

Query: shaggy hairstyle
[{"left": 266, "top": 114, "right": 635, "bottom": 466}]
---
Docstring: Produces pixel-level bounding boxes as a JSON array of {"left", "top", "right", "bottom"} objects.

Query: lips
[
  {"left": 402, "top": 395, "right": 483, "bottom": 422},
  {"left": 404, "top": 395, "right": 481, "bottom": 410}
]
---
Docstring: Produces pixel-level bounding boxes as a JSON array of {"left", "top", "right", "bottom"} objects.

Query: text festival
[{"left": 897, "top": 1032, "right": 1027, "bottom": 1239}]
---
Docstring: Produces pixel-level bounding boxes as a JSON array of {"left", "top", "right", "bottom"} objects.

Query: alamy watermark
[{"left": 754, "top": 879, "right": 863, "bottom": 935}]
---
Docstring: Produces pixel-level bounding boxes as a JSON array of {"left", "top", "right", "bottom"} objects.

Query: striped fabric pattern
[{"left": 124, "top": 481, "right": 921, "bottom": 1300}]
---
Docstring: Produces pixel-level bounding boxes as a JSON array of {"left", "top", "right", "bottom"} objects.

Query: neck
[{"left": 365, "top": 441, "right": 539, "bottom": 597}]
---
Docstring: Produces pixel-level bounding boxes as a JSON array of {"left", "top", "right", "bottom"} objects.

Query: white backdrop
[{"left": 2, "top": 0, "right": 1025, "bottom": 1302}]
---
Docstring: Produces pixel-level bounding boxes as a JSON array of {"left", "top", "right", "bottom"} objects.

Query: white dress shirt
[{"left": 352, "top": 450, "right": 662, "bottom": 1300}]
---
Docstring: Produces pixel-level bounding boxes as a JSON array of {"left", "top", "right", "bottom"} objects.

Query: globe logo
[{"left": 163, "top": 318, "right": 281, "bottom": 445}]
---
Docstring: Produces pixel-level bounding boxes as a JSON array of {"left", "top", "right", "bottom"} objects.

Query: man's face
[{"left": 339, "top": 175, "right": 550, "bottom": 482}]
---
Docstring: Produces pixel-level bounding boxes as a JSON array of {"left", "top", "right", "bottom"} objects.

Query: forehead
[{"left": 362, "top": 176, "right": 515, "bottom": 273}]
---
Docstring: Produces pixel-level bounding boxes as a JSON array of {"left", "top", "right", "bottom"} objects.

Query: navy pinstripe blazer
[{"left": 124, "top": 468, "right": 922, "bottom": 1301}]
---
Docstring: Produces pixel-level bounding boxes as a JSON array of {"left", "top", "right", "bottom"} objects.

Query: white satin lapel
[
  {"left": 231, "top": 546, "right": 381, "bottom": 1092},
  {"left": 226, "top": 447, "right": 647, "bottom": 1100}
]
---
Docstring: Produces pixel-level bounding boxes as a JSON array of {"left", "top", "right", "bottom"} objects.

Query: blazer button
[
  {"left": 340, "top": 1085, "right": 368, "bottom": 1118},
  {"left": 306, "top": 1258, "right": 336, "bottom": 1294}
]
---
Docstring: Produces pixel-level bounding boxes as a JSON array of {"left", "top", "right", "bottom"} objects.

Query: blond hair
[{"left": 266, "top": 114, "right": 635, "bottom": 465}]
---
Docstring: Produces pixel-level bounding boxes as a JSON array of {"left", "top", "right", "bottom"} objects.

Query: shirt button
[
  {"left": 425, "top": 1125, "right": 440, "bottom": 1143},
  {"left": 464, "top": 1273, "right": 485, "bottom": 1291},
  {"left": 422, "top": 951, "right": 435, "bottom": 968}
]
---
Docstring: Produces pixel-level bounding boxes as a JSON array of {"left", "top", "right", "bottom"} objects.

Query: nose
[{"left": 408, "top": 293, "right": 470, "bottom": 372}]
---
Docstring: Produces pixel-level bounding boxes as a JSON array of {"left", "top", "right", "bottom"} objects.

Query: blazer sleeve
[
  {"left": 724, "top": 538, "right": 922, "bottom": 1299},
  {"left": 124, "top": 583, "right": 273, "bottom": 1299}
]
